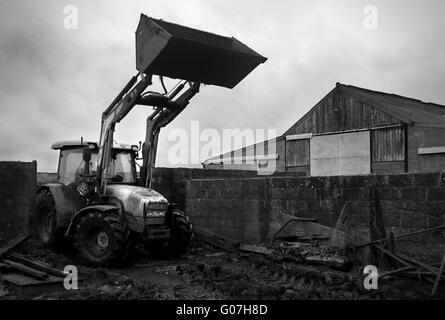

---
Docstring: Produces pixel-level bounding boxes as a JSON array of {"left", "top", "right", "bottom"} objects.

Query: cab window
[{"left": 58, "top": 148, "right": 98, "bottom": 185}]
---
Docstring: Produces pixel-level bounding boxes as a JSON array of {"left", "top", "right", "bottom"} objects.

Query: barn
[{"left": 203, "top": 83, "right": 445, "bottom": 176}]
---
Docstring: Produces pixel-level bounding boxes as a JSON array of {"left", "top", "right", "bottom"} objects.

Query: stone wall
[{"left": 0, "top": 161, "right": 37, "bottom": 240}]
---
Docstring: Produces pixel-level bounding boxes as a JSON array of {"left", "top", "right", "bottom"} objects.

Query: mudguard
[
  {"left": 37, "top": 183, "right": 80, "bottom": 228},
  {"left": 65, "top": 204, "right": 119, "bottom": 237}
]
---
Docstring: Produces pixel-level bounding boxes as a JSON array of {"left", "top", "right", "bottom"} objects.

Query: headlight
[
  {"left": 145, "top": 211, "right": 165, "bottom": 217},
  {"left": 144, "top": 202, "right": 168, "bottom": 217}
]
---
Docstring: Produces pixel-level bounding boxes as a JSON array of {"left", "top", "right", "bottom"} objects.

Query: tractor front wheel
[
  {"left": 168, "top": 210, "right": 194, "bottom": 258},
  {"left": 145, "top": 210, "right": 193, "bottom": 259},
  {"left": 74, "top": 211, "right": 130, "bottom": 266}
]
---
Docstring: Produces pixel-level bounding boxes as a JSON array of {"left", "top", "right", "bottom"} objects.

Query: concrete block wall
[
  {"left": 185, "top": 178, "right": 271, "bottom": 243},
  {"left": 185, "top": 172, "right": 445, "bottom": 259},
  {"left": 0, "top": 161, "right": 37, "bottom": 240},
  {"left": 37, "top": 172, "right": 58, "bottom": 186},
  {"left": 267, "top": 173, "right": 445, "bottom": 239},
  {"left": 151, "top": 167, "right": 304, "bottom": 210},
  {"left": 36, "top": 168, "right": 303, "bottom": 212},
  {"left": 152, "top": 168, "right": 259, "bottom": 210}
]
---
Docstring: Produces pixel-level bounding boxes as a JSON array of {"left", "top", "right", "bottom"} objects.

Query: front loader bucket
[{"left": 135, "top": 14, "right": 267, "bottom": 89}]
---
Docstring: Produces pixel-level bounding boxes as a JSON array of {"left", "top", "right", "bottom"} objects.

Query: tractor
[{"left": 36, "top": 14, "right": 266, "bottom": 266}]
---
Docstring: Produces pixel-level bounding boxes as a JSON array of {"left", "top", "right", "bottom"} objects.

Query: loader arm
[
  {"left": 97, "top": 73, "right": 200, "bottom": 194},
  {"left": 96, "top": 14, "right": 266, "bottom": 195},
  {"left": 140, "top": 81, "right": 200, "bottom": 188}
]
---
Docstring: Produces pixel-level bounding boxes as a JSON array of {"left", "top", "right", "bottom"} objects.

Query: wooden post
[
  {"left": 431, "top": 252, "right": 445, "bottom": 296},
  {"left": 369, "top": 186, "right": 386, "bottom": 266}
]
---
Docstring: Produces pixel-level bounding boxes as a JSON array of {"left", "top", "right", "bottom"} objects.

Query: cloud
[{"left": 1, "top": 0, "right": 444, "bottom": 171}]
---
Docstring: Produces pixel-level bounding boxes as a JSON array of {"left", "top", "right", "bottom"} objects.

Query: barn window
[
  {"left": 371, "top": 127, "right": 405, "bottom": 162},
  {"left": 286, "top": 137, "right": 310, "bottom": 167}
]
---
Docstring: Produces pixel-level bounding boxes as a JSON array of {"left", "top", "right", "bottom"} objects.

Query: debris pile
[{"left": 1, "top": 237, "right": 444, "bottom": 300}]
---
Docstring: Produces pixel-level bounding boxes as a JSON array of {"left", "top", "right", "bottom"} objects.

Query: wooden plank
[
  {"left": 2, "top": 273, "right": 66, "bottom": 298},
  {"left": 330, "top": 224, "right": 445, "bottom": 253},
  {"left": 0, "top": 235, "right": 29, "bottom": 260},
  {"left": 402, "top": 271, "right": 440, "bottom": 276},
  {"left": 3, "top": 260, "right": 49, "bottom": 280},
  {"left": 304, "top": 254, "right": 351, "bottom": 271},
  {"left": 397, "top": 253, "right": 439, "bottom": 275},
  {"left": 239, "top": 244, "right": 274, "bottom": 255},
  {"left": 8, "top": 253, "right": 67, "bottom": 278},
  {"left": 374, "top": 245, "right": 410, "bottom": 267},
  {"left": 297, "top": 235, "right": 329, "bottom": 241},
  {"left": 379, "top": 266, "right": 413, "bottom": 279}
]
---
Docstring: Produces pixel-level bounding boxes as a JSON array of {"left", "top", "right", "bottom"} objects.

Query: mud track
[{"left": 1, "top": 239, "right": 444, "bottom": 300}]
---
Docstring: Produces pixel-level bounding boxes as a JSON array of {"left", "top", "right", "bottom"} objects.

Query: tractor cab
[{"left": 51, "top": 140, "right": 139, "bottom": 186}]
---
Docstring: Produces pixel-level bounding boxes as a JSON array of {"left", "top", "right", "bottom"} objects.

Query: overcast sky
[{"left": 1, "top": 0, "right": 445, "bottom": 172}]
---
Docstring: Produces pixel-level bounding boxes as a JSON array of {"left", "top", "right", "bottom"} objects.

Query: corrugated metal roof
[{"left": 338, "top": 83, "right": 445, "bottom": 127}]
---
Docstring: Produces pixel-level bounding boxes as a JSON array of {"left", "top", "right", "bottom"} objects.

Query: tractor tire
[
  {"left": 36, "top": 189, "right": 67, "bottom": 251},
  {"left": 169, "top": 210, "right": 194, "bottom": 258},
  {"left": 145, "top": 210, "right": 193, "bottom": 259},
  {"left": 74, "top": 211, "right": 130, "bottom": 266}
]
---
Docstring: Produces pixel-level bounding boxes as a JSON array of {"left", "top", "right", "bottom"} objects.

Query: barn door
[{"left": 310, "top": 131, "right": 371, "bottom": 176}]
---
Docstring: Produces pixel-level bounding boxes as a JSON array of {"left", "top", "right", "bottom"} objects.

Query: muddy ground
[{"left": 1, "top": 238, "right": 445, "bottom": 300}]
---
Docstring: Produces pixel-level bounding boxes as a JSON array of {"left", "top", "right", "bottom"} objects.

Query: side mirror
[{"left": 83, "top": 147, "right": 92, "bottom": 162}]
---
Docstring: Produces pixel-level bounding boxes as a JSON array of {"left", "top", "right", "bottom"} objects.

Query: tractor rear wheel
[
  {"left": 36, "top": 189, "right": 67, "bottom": 251},
  {"left": 74, "top": 211, "right": 130, "bottom": 266}
]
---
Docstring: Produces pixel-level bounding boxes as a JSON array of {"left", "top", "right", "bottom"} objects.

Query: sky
[{"left": 1, "top": 0, "right": 445, "bottom": 172}]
